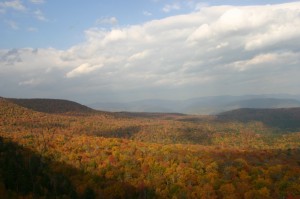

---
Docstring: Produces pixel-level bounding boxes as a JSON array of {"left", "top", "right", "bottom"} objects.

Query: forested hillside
[
  {"left": 6, "top": 98, "right": 95, "bottom": 114},
  {"left": 0, "top": 98, "right": 300, "bottom": 198},
  {"left": 218, "top": 108, "right": 300, "bottom": 132}
]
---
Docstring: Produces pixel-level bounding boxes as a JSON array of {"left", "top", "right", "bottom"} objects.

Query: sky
[{"left": 0, "top": 0, "right": 300, "bottom": 104}]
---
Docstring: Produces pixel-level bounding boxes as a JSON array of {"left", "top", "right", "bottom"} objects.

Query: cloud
[
  {"left": 128, "top": 50, "right": 150, "bottom": 62},
  {"left": 27, "top": 27, "right": 38, "bottom": 32},
  {"left": 230, "top": 53, "right": 279, "bottom": 72},
  {"left": 18, "top": 78, "right": 40, "bottom": 86},
  {"left": 163, "top": 3, "right": 181, "bottom": 13},
  {"left": 194, "top": 2, "right": 210, "bottom": 10},
  {"left": 29, "top": 0, "right": 45, "bottom": 4},
  {"left": 1, "top": 2, "right": 300, "bottom": 102},
  {"left": 66, "top": 63, "right": 104, "bottom": 78},
  {"left": 0, "top": 0, "right": 26, "bottom": 11},
  {"left": 0, "top": 48, "right": 22, "bottom": 65},
  {"left": 33, "top": 9, "right": 47, "bottom": 21},
  {"left": 143, "top": 11, "right": 152, "bottom": 16},
  {"left": 185, "top": 1, "right": 209, "bottom": 11},
  {"left": 96, "top": 17, "right": 118, "bottom": 25}
]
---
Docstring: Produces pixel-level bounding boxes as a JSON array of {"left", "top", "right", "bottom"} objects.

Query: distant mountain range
[
  {"left": 3, "top": 94, "right": 300, "bottom": 115},
  {"left": 89, "top": 94, "right": 300, "bottom": 115}
]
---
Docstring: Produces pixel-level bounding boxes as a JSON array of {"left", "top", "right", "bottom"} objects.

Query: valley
[{"left": 0, "top": 97, "right": 300, "bottom": 198}]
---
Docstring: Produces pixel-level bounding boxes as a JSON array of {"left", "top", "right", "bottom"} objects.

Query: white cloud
[
  {"left": 128, "top": 50, "right": 150, "bottom": 62},
  {"left": 66, "top": 63, "right": 96, "bottom": 78},
  {"left": 245, "top": 23, "right": 300, "bottom": 51},
  {"left": 231, "top": 53, "right": 278, "bottom": 72},
  {"left": 65, "top": 57, "right": 108, "bottom": 78},
  {"left": 163, "top": 3, "right": 181, "bottom": 13},
  {"left": 143, "top": 11, "right": 152, "bottom": 16},
  {"left": 185, "top": 1, "right": 209, "bottom": 11},
  {"left": 27, "top": 27, "right": 38, "bottom": 32},
  {"left": 102, "top": 29, "right": 127, "bottom": 44},
  {"left": 230, "top": 52, "right": 299, "bottom": 72},
  {"left": 1, "top": 2, "right": 300, "bottom": 101},
  {"left": 96, "top": 17, "right": 118, "bottom": 25},
  {"left": 33, "top": 9, "right": 47, "bottom": 21},
  {"left": 216, "top": 42, "right": 228, "bottom": 49},
  {"left": 187, "top": 23, "right": 212, "bottom": 42},
  {"left": 29, "top": 0, "right": 45, "bottom": 4},
  {"left": 194, "top": 2, "right": 210, "bottom": 10},
  {"left": 0, "top": 0, "right": 26, "bottom": 11}
]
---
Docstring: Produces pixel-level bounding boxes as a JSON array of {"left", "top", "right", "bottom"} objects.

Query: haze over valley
[{"left": 89, "top": 94, "right": 300, "bottom": 114}]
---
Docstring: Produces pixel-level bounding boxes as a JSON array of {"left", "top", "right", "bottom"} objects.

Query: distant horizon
[{"left": 2, "top": 92, "right": 300, "bottom": 104}]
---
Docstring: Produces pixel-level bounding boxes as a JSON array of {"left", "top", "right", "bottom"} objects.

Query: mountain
[
  {"left": 224, "top": 98, "right": 300, "bottom": 109},
  {"left": 89, "top": 95, "right": 300, "bottom": 115},
  {"left": 6, "top": 98, "right": 95, "bottom": 114},
  {"left": 217, "top": 107, "right": 300, "bottom": 131},
  {"left": 4, "top": 95, "right": 300, "bottom": 115},
  {"left": 89, "top": 99, "right": 179, "bottom": 113},
  {"left": 191, "top": 97, "right": 300, "bottom": 114}
]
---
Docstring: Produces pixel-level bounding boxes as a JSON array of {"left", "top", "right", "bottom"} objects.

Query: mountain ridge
[
  {"left": 89, "top": 95, "right": 300, "bottom": 115},
  {"left": 5, "top": 98, "right": 95, "bottom": 114},
  {"left": 217, "top": 107, "right": 300, "bottom": 131}
]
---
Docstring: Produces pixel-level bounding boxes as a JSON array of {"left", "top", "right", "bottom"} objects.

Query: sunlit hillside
[{"left": 0, "top": 98, "right": 300, "bottom": 198}]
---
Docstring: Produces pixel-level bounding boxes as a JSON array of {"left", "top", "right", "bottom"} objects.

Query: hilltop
[{"left": 5, "top": 98, "right": 95, "bottom": 114}]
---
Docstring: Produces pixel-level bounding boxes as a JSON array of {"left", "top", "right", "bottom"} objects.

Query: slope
[
  {"left": 218, "top": 107, "right": 300, "bottom": 131},
  {"left": 6, "top": 98, "right": 95, "bottom": 114}
]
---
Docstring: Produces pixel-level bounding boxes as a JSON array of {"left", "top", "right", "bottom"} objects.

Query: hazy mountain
[
  {"left": 89, "top": 99, "right": 179, "bottom": 113},
  {"left": 225, "top": 98, "right": 300, "bottom": 109},
  {"left": 89, "top": 95, "right": 300, "bottom": 115}
]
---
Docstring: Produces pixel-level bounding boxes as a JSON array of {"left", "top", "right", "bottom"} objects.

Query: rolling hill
[
  {"left": 5, "top": 98, "right": 95, "bottom": 114},
  {"left": 224, "top": 98, "right": 300, "bottom": 110},
  {"left": 218, "top": 107, "right": 300, "bottom": 131}
]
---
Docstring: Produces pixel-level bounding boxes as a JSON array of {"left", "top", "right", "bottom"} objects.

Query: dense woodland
[{"left": 0, "top": 98, "right": 300, "bottom": 198}]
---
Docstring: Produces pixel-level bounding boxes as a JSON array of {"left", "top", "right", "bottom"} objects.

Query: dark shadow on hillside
[
  {"left": 91, "top": 126, "right": 142, "bottom": 139},
  {"left": 6, "top": 98, "right": 95, "bottom": 114},
  {"left": 217, "top": 108, "right": 300, "bottom": 132},
  {"left": 176, "top": 115, "right": 214, "bottom": 123},
  {"left": 0, "top": 136, "right": 155, "bottom": 199}
]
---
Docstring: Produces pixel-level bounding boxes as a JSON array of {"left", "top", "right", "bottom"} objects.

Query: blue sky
[
  {"left": 1, "top": 0, "right": 300, "bottom": 103},
  {"left": 1, "top": 0, "right": 296, "bottom": 49},
  {"left": 2, "top": 0, "right": 187, "bottom": 48}
]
